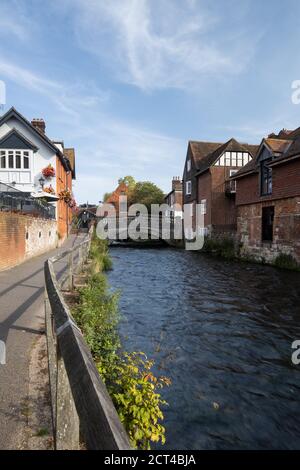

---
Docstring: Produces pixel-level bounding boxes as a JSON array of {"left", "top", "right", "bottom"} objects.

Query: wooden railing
[{"left": 44, "top": 231, "right": 131, "bottom": 450}]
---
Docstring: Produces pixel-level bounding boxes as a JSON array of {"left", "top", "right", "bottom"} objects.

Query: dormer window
[{"left": 261, "top": 159, "right": 272, "bottom": 195}]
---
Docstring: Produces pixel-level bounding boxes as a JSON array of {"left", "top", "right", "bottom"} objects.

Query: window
[
  {"left": 200, "top": 199, "right": 207, "bottom": 215},
  {"left": 231, "top": 152, "right": 237, "bottom": 166},
  {"left": 261, "top": 160, "right": 272, "bottom": 195},
  {"left": 0, "top": 150, "right": 31, "bottom": 170},
  {"left": 23, "top": 151, "right": 29, "bottom": 169},
  {"left": 8, "top": 152, "right": 13, "bottom": 168},
  {"left": 262, "top": 206, "right": 274, "bottom": 242},
  {"left": 186, "top": 180, "right": 192, "bottom": 195},
  {"left": 187, "top": 159, "right": 191, "bottom": 172},
  {"left": 0, "top": 151, "right": 5, "bottom": 168},
  {"left": 225, "top": 152, "right": 231, "bottom": 166},
  {"left": 229, "top": 169, "right": 238, "bottom": 192},
  {"left": 243, "top": 153, "right": 249, "bottom": 165}
]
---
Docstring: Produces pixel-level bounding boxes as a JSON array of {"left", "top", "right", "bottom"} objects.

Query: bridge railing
[{"left": 44, "top": 230, "right": 131, "bottom": 450}]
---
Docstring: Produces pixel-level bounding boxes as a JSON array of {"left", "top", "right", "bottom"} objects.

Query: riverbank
[
  {"left": 69, "top": 236, "right": 170, "bottom": 450},
  {"left": 202, "top": 236, "right": 300, "bottom": 271}
]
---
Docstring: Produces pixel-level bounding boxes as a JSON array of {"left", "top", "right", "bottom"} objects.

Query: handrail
[{"left": 44, "top": 230, "right": 131, "bottom": 450}]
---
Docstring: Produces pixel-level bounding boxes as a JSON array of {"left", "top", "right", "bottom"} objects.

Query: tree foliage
[
  {"left": 118, "top": 175, "right": 136, "bottom": 192},
  {"left": 129, "top": 181, "right": 165, "bottom": 209},
  {"left": 103, "top": 192, "right": 112, "bottom": 202}
]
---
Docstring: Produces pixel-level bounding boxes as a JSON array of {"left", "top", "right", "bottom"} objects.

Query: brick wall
[
  {"left": 237, "top": 197, "right": 300, "bottom": 263},
  {"left": 236, "top": 158, "right": 300, "bottom": 206},
  {"left": 0, "top": 212, "right": 58, "bottom": 271},
  {"left": 211, "top": 167, "right": 237, "bottom": 228}
]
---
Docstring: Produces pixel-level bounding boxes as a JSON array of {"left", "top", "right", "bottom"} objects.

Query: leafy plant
[{"left": 98, "top": 352, "right": 170, "bottom": 450}]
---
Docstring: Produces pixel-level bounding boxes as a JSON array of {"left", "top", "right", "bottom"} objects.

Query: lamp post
[{"left": 39, "top": 176, "right": 45, "bottom": 190}]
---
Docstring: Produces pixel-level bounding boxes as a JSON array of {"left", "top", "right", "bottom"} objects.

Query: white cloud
[
  {"left": 66, "top": 0, "right": 256, "bottom": 91},
  {"left": 0, "top": 59, "right": 184, "bottom": 202},
  {"left": 0, "top": 59, "right": 109, "bottom": 118}
]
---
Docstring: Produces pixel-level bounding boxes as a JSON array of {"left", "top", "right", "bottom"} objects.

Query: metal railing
[
  {"left": 0, "top": 181, "right": 55, "bottom": 219},
  {"left": 44, "top": 230, "right": 130, "bottom": 450}
]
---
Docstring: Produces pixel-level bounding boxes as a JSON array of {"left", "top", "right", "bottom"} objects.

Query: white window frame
[
  {"left": 0, "top": 149, "right": 31, "bottom": 170},
  {"left": 187, "top": 159, "right": 191, "bottom": 172},
  {"left": 0, "top": 149, "right": 33, "bottom": 185},
  {"left": 200, "top": 199, "right": 207, "bottom": 215},
  {"left": 186, "top": 180, "right": 192, "bottom": 195}
]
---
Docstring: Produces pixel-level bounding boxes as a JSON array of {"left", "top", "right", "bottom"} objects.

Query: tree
[
  {"left": 103, "top": 192, "right": 112, "bottom": 202},
  {"left": 129, "top": 181, "right": 165, "bottom": 210},
  {"left": 118, "top": 176, "right": 136, "bottom": 192}
]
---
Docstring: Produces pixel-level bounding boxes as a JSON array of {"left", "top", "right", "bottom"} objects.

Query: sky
[{"left": 1, "top": 0, "right": 300, "bottom": 204}]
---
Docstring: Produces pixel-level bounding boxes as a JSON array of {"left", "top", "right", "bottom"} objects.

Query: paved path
[{"left": 0, "top": 234, "right": 85, "bottom": 449}]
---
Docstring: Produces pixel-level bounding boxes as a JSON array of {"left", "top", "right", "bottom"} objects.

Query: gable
[
  {"left": 0, "top": 107, "right": 68, "bottom": 170},
  {"left": 257, "top": 144, "right": 272, "bottom": 163},
  {"left": 214, "top": 151, "right": 252, "bottom": 167},
  {"left": 0, "top": 129, "right": 38, "bottom": 151}
]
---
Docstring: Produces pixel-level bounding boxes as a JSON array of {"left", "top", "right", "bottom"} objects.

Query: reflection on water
[{"left": 107, "top": 247, "right": 300, "bottom": 450}]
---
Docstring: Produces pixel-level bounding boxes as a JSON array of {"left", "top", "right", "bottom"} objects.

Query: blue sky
[{"left": 1, "top": 0, "right": 300, "bottom": 203}]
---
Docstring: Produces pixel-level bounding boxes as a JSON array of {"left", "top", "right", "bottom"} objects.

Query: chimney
[
  {"left": 31, "top": 118, "right": 46, "bottom": 134},
  {"left": 172, "top": 176, "right": 182, "bottom": 191}
]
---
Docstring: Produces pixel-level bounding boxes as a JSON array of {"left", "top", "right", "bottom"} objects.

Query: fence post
[
  {"left": 79, "top": 245, "right": 83, "bottom": 270},
  {"left": 68, "top": 252, "right": 73, "bottom": 291},
  {"left": 56, "top": 344, "right": 80, "bottom": 450}
]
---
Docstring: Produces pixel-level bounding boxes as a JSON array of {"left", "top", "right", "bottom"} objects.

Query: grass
[
  {"left": 274, "top": 253, "right": 300, "bottom": 271},
  {"left": 203, "top": 237, "right": 236, "bottom": 260}
]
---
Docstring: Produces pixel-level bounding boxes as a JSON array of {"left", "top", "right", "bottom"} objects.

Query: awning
[{"left": 31, "top": 191, "right": 59, "bottom": 202}]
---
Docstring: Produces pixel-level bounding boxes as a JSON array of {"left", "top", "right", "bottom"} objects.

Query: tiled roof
[
  {"left": 265, "top": 138, "right": 291, "bottom": 153},
  {"left": 190, "top": 138, "right": 259, "bottom": 175},
  {"left": 106, "top": 182, "right": 129, "bottom": 205},
  {"left": 234, "top": 128, "right": 300, "bottom": 178}
]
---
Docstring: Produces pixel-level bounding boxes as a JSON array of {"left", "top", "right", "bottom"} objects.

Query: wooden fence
[{"left": 44, "top": 232, "right": 131, "bottom": 450}]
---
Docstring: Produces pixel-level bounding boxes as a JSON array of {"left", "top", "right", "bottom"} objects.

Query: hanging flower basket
[
  {"left": 44, "top": 185, "right": 55, "bottom": 194},
  {"left": 68, "top": 198, "right": 76, "bottom": 209},
  {"left": 59, "top": 189, "right": 72, "bottom": 203},
  {"left": 42, "top": 164, "right": 55, "bottom": 179}
]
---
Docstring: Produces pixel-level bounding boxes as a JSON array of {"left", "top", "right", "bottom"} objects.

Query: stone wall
[
  {"left": 0, "top": 212, "right": 58, "bottom": 271},
  {"left": 237, "top": 197, "right": 300, "bottom": 264}
]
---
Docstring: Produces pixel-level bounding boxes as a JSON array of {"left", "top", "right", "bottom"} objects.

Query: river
[{"left": 107, "top": 246, "right": 300, "bottom": 450}]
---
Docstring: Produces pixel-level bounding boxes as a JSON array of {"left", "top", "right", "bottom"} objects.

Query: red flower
[{"left": 42, "top": 164, "right": 56, "bottom": 178}]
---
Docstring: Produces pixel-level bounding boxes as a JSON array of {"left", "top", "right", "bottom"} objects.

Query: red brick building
[
  {"left": 182, "top": 138, "right": 258, "bottom": 238},
  {"left": 106, "top": 182, "right": 129, "bottom": 215},
  {"left": 233, "top": 129, "right": 300, "bottom": 264}
]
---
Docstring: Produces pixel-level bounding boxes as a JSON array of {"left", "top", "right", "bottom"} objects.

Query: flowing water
[{"left": 107, "top": 246, "right": 300, "bottom": 450}]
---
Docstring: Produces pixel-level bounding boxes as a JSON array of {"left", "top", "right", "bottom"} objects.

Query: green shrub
[
  {"left": 274, "top": 253, "right": 299, "bottom": 271},
  {"left": 98, "top": 352, "right": 170, "bottom": 449},
  {"left": 89, "top": 237, "right": 113, "bottom": 274},
  {"left": 203, "top": 237, "right": 235, "bottom": 259}
]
